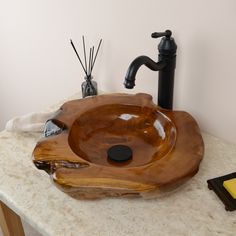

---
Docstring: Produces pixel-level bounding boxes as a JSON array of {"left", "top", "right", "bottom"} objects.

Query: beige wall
[{"left": 1, "top": 0, "right": 236, "bottom": 143}]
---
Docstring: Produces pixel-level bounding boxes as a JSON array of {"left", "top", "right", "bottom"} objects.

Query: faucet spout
[{"left": 124, "top": 56, "right": 166, "bottom": 89}]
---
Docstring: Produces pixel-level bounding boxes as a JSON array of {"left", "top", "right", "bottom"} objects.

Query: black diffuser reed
[{"left": 70, "top": 36, "right": 102, "bottom": 98}]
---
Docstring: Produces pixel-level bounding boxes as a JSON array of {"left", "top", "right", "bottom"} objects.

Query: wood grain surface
[
  {"left": 33, "top": 93, "right": 204, "bottom": 199},
  {"left": 0, "top": 201, "right": 25, "bottom": 236}
]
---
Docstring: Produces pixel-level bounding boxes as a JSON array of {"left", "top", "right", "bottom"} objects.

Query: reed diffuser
[{"left": 70, "top": 36, "right": 102, "bottom": 98}]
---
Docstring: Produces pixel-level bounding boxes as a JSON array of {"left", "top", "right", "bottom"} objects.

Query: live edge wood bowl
[{"left": 32, "top": 93, "right": 204, "bottom": 199}]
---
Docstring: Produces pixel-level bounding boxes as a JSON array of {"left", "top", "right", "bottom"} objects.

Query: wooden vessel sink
[{"left": 33, "top": 93, "right": 204, "bottom": 199}]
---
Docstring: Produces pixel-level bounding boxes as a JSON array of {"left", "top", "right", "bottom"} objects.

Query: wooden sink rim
[{"left": 32, "top": 93, "right": 204, "bottom": 199}]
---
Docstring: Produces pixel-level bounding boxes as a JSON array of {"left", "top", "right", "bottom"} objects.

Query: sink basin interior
[{"left": 68, "top": 104, "right": 176, "bottom": 167}]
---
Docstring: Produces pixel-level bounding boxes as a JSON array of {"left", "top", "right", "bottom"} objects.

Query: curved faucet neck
[{"left": 124, "top": 56, "right": 166, "bottom": 89}]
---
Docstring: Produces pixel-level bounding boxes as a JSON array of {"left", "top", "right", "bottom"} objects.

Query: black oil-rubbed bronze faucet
[{"left": 124, "top": 30, "right": 177, "bottom": 110}]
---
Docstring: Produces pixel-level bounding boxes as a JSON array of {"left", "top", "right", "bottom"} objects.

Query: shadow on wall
[{"left": 183, "top": 38, "right": 209, "bottom": 116}]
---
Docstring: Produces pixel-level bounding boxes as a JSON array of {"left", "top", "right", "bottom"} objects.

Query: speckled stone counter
[{"left": 0, "top": 93, "right": 236, "bottom": 236}]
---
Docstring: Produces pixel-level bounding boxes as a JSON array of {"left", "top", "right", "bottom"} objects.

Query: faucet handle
[{"left": 151, "top": 30, "right": 172, "bottom": 39}]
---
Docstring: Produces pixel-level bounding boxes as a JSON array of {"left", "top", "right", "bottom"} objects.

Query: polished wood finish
[
  {"left": 0, "top": 201, "right": 25, "bottom": 236},
  {"left": 33, "top": 93, "right": 204, "bottom": 199}
]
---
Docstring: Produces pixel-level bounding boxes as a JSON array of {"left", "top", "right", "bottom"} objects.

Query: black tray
[{"left": 207, "top": 172, "right": 236, "bottom": 211}]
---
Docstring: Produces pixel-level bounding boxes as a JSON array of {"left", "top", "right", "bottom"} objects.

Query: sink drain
[{"left": 107, "top": 145, "right": 133, "bottom": 162}]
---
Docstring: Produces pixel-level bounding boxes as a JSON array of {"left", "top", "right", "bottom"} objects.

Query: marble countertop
[{"left": 0, "top": 93, "right": 236, "bottom": 236}]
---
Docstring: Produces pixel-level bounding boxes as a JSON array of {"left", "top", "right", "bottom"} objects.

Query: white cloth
[{"left": 5, "top": 111, "right": 56, "bottom": 133}]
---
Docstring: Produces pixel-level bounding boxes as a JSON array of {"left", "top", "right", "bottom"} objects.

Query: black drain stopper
[{"left": 107, "top": 145, "right": 133, "bottom": 162}]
